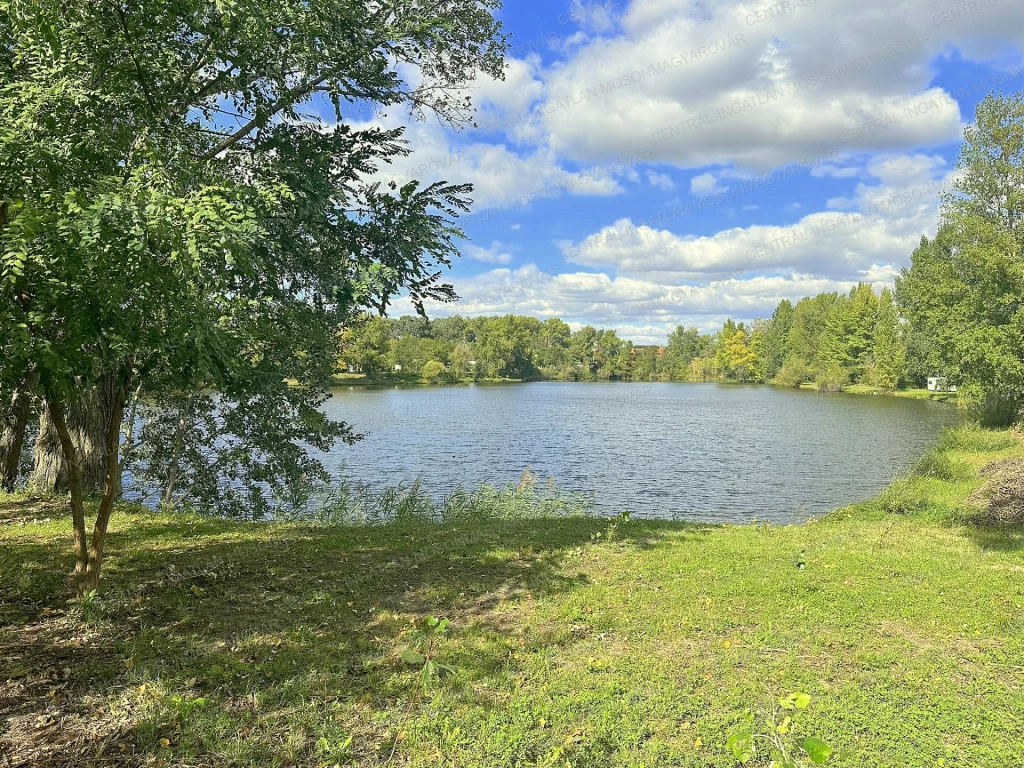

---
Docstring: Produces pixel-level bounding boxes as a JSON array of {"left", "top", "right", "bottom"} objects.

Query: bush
[
  {"left": 814, "top": 364, "right": 847, "bottom": 394},
  {"left": 774, "top": 358, "right": 812, "bottom": 388},
  {"left": 421, "top": 360, "right": 450, "bottom": 384},
  {"left": 962, "top": 389, "right": 1023, "bottom": 428}
]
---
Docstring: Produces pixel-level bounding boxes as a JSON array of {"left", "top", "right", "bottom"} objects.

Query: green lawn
[{"left": 2, "top": 426, "right": 1023, "bottom": 767}]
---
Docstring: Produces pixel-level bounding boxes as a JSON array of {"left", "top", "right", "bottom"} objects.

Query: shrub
[
  {"left": 815, "top": 364, "right": 847, "bottom": 393},
  {"left": 774, "top": 358, "right": 812, "bottom": 388},
  {"left": 421, "top": 360, "right": 450, "bottom": 384},
  {"left": 962, "top": 389, "right": 1023, "bottom": 428}
]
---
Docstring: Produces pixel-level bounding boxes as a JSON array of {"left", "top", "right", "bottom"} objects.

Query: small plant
[
  {"left": 315, "top": 734, "right": 354, "bottom": 765},
  {"left": 727, "top": 692, "right": 833, "bottom": 767},
  {"left": 77, "top": 589, "right": 104, "bottom": 622},
  {"left": 401, "top": 616, "right": 456, "bottom": 689},
  {"left": 388, "top": 617, "right": 456, "bottom": 764}
]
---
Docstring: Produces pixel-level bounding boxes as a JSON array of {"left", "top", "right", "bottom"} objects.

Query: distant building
[
  {"left": 927, "top": 377, "right": 957, "bottom": 392},
  {"left": 631, "top": 345, "right": 666, "bottom": 357},
  {"left": 393, "top": 364, "right": 403, "bottom": 372}
]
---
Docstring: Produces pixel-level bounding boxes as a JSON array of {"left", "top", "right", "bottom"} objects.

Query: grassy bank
[
  {"left": 2, "top": 427, "right": 1023, "bottom": 767},
  {"left": 799, "top": 383, "right": 959, "bottom": 402}
]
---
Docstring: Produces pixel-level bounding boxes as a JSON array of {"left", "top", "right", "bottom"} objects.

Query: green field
[{"left": 2, "top": 425, "right": 1022, "bottom": 767}]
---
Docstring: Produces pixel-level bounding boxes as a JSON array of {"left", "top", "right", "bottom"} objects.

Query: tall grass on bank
[
  {"left": 295, "top": 470, "right": 594, "bottom": 526},
  {"left": 834, "top": 423, "right": 1022, "bottom": 522}
]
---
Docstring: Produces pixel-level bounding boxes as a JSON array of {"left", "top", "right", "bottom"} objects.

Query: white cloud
[
  {"left": 690, "top": 172, "right": 721, "bottom": 195},
  {"left": 647, "top": 170, "right": 676, "bottom": 190},
  {"left": 356, "top": 115, "right": 626, "bottom": 210},
  {"left": 464, "top": 241, "right": 514, "bottom": 264},
  {"left": 518, "top": 0, "right": 1024, "bottom": 170},
  {"left": 562, "top": 153, "right": 954, "bottom": 281}
]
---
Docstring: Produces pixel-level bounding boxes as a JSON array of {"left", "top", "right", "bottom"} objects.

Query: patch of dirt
[
  {"left": 0, "top": 616, "right": 139, "bottom": 768},
  {"left": 969, "top": 458, "right": 1024, "bottom": 523}
]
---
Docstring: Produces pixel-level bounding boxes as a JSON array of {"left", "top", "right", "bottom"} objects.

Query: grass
[
  {"left": 800, "top": 383, "right": 960, "bottom": 402},
  {"left": 1, "top": 426, "right": 1023, "bottom": 767}
]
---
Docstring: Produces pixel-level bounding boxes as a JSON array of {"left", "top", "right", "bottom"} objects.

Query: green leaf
[
  {"left": 800, "top": 737, "right": 834, "bottom": 764},
  {"left": 401, "top": 649, "right": 425, "bottom": 665},
  {"left": 420, "top": 659, "right": 438, "bottom": 687},
  {"left": 727, "top": 730, "right": 755, "bottom": 763},
  {"left": 780, "top": 692, "right": 812, "bottom": 710}
]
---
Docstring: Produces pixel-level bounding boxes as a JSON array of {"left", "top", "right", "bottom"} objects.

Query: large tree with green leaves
[
  {"left": 0, "top": 0, "right": 506, "bottom": 591},
  {"left": 897, "top": 94, "right": 1024, "bottom": 424}
]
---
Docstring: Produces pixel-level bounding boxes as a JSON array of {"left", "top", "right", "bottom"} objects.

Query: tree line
[{"left": 339, "top": 283, "right": 908, "bottom": 390}]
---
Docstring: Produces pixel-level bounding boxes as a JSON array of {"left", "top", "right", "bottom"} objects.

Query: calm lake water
[{"left": 317, "top": 383, "right": 960, "bottom": 524}]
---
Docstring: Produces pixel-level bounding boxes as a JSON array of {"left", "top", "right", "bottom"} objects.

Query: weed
[{"left": 727, "top": 693, "right": 833, "bottom": 767}]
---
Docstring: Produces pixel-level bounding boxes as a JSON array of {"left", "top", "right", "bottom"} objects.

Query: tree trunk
[
  {"left": 31, "top": 373, "right": 121, "bottom": 497},
  {"left": 46, "top": 374, "right": 129, "bottom": 596},
  {"left": 0, "top": 389, "right": 31, "bottom": 492},
  {"left": 80, "top": 383, "right": 127, "bottom": 593},
  {"left": 45, "top": 398, "right": 89, "bottom": 589}
]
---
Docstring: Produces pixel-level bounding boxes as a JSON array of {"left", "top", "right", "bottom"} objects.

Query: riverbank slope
[{"left": 2, "top": 425, "right": 1022, "bottom": 767}]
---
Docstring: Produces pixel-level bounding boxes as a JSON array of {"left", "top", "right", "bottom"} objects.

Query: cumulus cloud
[
  {"left": 561, "top": 153, "right": 955, "bottom": 281},
  {"left": 355, "top": 113, "right": 627, "bottom": 210},
  {"left": 647, "top": 170, "right": 676, "bottom": 190},
  {"left": 523, "top": 0, "right": 1024, "bottom": 170},
  {"left": 463, "top": 241, "right": 514, "bottom": 264}
]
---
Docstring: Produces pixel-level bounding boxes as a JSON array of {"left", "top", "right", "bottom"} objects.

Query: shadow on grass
[
  {"left": 0, "top": 508, "right": 700, "bottom": 767},
  {"left": 960, "top": 521, "right": 1024, "bottom": 553}
]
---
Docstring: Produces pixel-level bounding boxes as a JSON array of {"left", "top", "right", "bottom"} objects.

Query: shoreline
[{"left": 333, "top": 373, "right": 961, "bottom": 404}]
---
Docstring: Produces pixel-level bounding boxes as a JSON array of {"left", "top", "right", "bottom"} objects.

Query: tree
[
  {"left": 0, "top": 0, "right": 506, "bottom": 591},
  {"left": 449, "top": 342, "right": 476, "bottom": 379},
  {"left": 534, "top": 318, "right": 571, "bottom": 373},
  {"left": 665, "top": 326, "right": 711, "bottom": 377},
  {"left": 872, "top": 289, "right": 906, "bottom": 390},
  {"left": 421, "top": 360, "right": 449, "bottom": 384},
  {"left": 897, "top": 94, "right": 1024, "bottom": 424},
  {"left": 476, "top": 315, "right": 540, "bottom": 379},
  {"left": 820, "top": 284, "right": 878, "bottom": 384},
  {"left": 340, "top": 315, "right": 394, "bottom": 377},
  {"left": 786, "top": 293, "right": 840, "bottom": 371},
  {"left": 0, "top": 388, "right": 30, "bottom": 492},
  {"left": 715, "top": 320, "right": 758, "bottom": 381},
  {"left": 760, "top": 300, "right": 794, "bottom": 380}
]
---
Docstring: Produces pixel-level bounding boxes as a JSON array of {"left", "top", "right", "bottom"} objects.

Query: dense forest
[{"left": 339, "top": 284, "right": 912, "bottom": 390}]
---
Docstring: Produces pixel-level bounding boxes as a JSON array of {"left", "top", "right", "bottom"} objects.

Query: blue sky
[{"left": 370, "top": 0, "right": 1024, "bottom": 344}]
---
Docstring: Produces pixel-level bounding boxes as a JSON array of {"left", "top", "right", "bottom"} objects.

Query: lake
[{"left": 317, "top": 383, "right": 960, "bottom": 523}]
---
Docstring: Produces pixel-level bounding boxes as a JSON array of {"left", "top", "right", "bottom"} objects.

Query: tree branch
[{"left": 201, "top": 73, "right": 332, "bottom": 160}]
